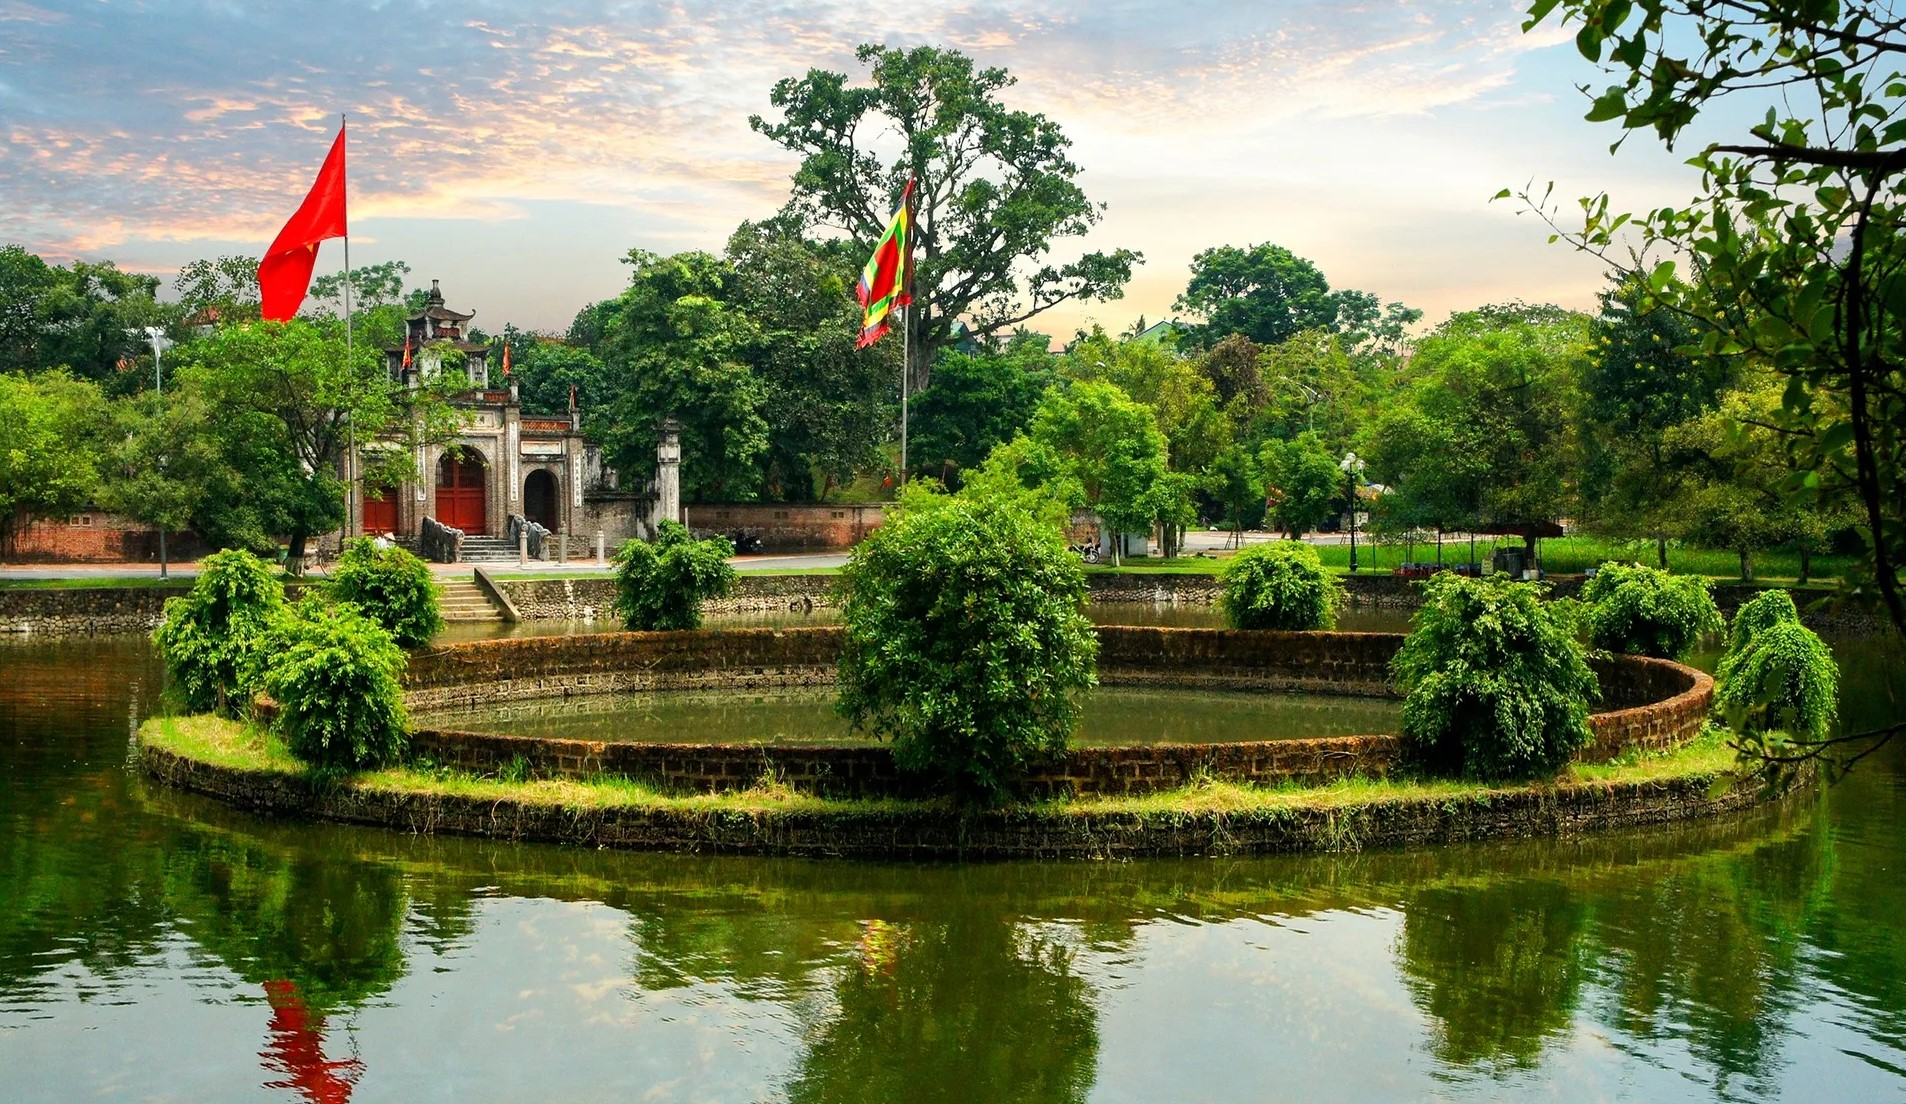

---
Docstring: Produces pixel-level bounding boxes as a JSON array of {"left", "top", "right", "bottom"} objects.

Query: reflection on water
[
  {"left": 417, "top": 685, "right": 1400, "bottom": 746},
  {"left": 0, "top": 631, "right": 1900, "bottom": 1102}
]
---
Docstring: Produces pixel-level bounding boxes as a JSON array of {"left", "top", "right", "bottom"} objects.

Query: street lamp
[
  {"left": 1340, "top": 450, "right": 1366, "bottom": 574},
  {"left": 142, "top": 327, "right": 171, "bottom": 579}
]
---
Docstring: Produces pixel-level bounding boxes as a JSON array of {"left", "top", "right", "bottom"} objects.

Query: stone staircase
[
  {"left": 439, "top": 575, "right": 506, "bottom": 622},
  {"left": 457, "top": 536, "right": 520, "bottom": 564}
]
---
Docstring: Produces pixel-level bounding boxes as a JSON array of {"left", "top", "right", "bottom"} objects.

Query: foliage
[
  {"left": 1724, "top": 589, "right": 1801, "bottom": 658},
  {"left": 835, "top": 487, "right": 1098, "bottom": 800},
  {"left": 0, "top": 370, "right": 108, "bottom": 537},
  {"left": 151, "top": 549, "right": 286, "bottom": 715},
  {"left": 1060, "top": 327, "right": 1231, "bottom": 475},
  {"left": 751, "top": 43, "right": 1140, "bottom": 378},
  {"left": 1202, "top": 445, "right": 1264, "bottom": 540},
  {"left": 0, "top": 245, "right": 170, "bottom": 385},
  {"left": 167, "top": 319, "right": 459, "bottom": 568},
  {"left": 1218, "top": 542, "right": 1342, "bottom": 631},
  {"left": 173, "top": 255, "right": 261, "bottom": 324},
  {"left": 1715, "top": 621, "right": 1840, "bottom": 745},
  {"left": 611, "top": 520, "right": 736, "bottom": 631},
  {"left": 258, "top": 600, "right": 409, "bottom": 771},
  {"left": 1518, "top": 0, "right": 1906, "bottom": 641},
  {"left": 1026, "top": 380, "right": 1167, "bottom": 564},
  {"left": 1173, "top": 241, "right": 1414, "bottom": 352},
  {"left": 325, "top": 538, "right": 443, "bottom": 648},
  {"left": 910, "top": 335, "right": 1056, "bottom": 485},
  {"left": 1259, "top": 432, "right": 1343, "bottom": 539},
  {"left": 590, "top": 250, "right": 770, "bottom": 499},
  {"left": 1579, "top": 562, "right": 1724, "bottom": 660},
  {"left": 1391, "top": 573, "right": 1598, "bottom": 781}
]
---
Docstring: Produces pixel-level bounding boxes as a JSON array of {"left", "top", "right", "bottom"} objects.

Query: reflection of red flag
[
  {"left": 258, "top": 125, "right": 348, "bottom": 322},
  {"left": 260, "top": 979, "right": 363, "bottom": 1104}
]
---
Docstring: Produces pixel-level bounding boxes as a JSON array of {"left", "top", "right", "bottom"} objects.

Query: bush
[
  {"left": 326, "top": 538, "right": 443, "bottom": 648},
  {"left": 1714, "top": 587, "right": 1838, "bottom": 745},
  {"left": 1723, "top": 588, "right": 1801, "bottom": 658},
  {"left": 1391, "top": 573, "right": 1598, "bottom": 781},
  {"left": 611, "top": 520, "right": 736, "bottom": 631},
  {"left": 151, "top": 548, "right": 286, "bottom": 715},
  {"left": 259, "top": 601, "right": 409, "bottom": 770},
  {"left": 1218, "top": 542, "right": 1343, "bottom": 630},
  {"left": 1579, "top": 562, "right": 1724, "bottom": 660},
  {"left": 836, "top": 488, "right": 1098, "bottom": 800}
]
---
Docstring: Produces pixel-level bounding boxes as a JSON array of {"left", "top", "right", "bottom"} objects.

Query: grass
[
  {"left": 142, "top": 714, "right": 1744, "bottom": 823},
  {"left": 0, "top": 576, "right": 194, "bottom": 590}
]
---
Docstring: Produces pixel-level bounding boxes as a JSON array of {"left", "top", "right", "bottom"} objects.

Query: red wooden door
[
  {"left": 435, "top": 455, "right": 486, "bottom": 533},
  {"left": 361, "top": 486, "right": 398, "bottom": 535}
]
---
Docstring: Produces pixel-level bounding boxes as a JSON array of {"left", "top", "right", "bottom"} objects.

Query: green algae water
[
  {"left": 1, "top": 630, "right": 1902, "bottom": 1102},
  {"left": 414, "top": 685, "right": 1401, "bottom": 746}
]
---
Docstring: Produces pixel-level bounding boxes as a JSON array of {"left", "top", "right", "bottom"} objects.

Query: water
[
  {"left": 416, "top": 685, "right": 1402, "bottom": 746},
  {"left": 0, "top": 628, "right": 1901, "bottom": 1103}
]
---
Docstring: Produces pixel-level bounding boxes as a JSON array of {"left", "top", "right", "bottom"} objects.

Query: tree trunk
[
  {"left": 1656, "top": 536, "right": 1668, "bottom": 569},
  {"left": 1798, "top": 545, "right": 1812, "bottom": 586},
  {"left": 286, "top": 531, "right": 309, "bottom": 577},
  {"left": 1739, "top": 548, "right": 1754, "bottom": 582}
]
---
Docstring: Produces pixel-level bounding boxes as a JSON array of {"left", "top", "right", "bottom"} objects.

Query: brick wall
[
  {"left": 4, "top": 510, "right": 207, "bottom": 564},
  {"left": 687, "top": 503, "right": 883, "bottom": 550},
  {"left": 402, "top": 628, "right": 1712, "bottom": 794}
]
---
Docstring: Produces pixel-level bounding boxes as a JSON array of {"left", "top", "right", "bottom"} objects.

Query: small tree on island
[
  {"left": 1579, "top": 562, "right": 1724, "bottom": 661},
  {"left": 1392, "top": 573, "right": 1598, "bottom": 781},
  {"left": 325, "top": 537, "right": 443, "bottom": 648},
  {"left": 258, "top": 601, "right": 409, "bottom": 771},
  {"left": 1219, "top": 542, "right": 1343, "bottom": 631},
  {"left": 611, "top": 520, "right": 736, "bottom": 631},
  {"left": 151, "top": 548, "right": 286, "bottom": 716},
  {"left": 835, "top": 486, "right": 1099, "bottom": 801}
]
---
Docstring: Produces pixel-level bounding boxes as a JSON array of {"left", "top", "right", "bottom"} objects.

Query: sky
[{"left": 0, "top": 0, "right": 1716, "bottom": 339}]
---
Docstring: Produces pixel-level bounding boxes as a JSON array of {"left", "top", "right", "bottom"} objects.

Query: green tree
[
  {"left": 836, "top": 486, "right": 1098, "bottom": 800},
  {"left": 260, "top": 600, "right": 409, "bottom": 771},
  {"left": 1061, "top": 326, "right": 1230, "bottom": 476},
  {"left": 1219, "top": 542, "right": 1343, "bottom": 631},
  {"left": 751, "top": 43, "right": 1140, "bottom": 387},
  {"left": 0, "top": 246, "right": 169, "bottom": 384},
  {"left": 1175, "top": 243, "right": 1412, "bottom": 353},
  {"left": 93, "top": 386, "right": 220, "bottom": 557},
  {"left": 168, "top": 319, "right": 458, "bottom": 569},
  {"left": 1579, "top": 561, "right": 1724, "bottom": 660},
  {"left": 1202, "top": 444, "right": 1264, "bottom": 544},
  {"left": 1392, "top": 573, "right": 1598, "bottom": 781},
  {"left": 910, "top": 335, "right": 1056, "bottom": 487},
  {"left": 610, "top": 520, "right": 736, "bottom": 632},
  {"left": 151, "top": 548, "right": 287, "bottom": 716},
  {"left": 1259, "top": 431, "right": 1343, "bottom": 540},
  {"left": 325, "top": 537, "right": 443, "bottom": 648},
  {"left": 1518, "top": 0, "right": 1906, "bottom": 647},
  {"left": 0, "top": 370, "right": 108, "bottom": 550},
  {"left": 1027, "top": 381, "right": 1168, "bottom": 565},
  {"left": 510, "top": 337, "right": 607, "bottom": 418},
  {"left": 592, "top": 250, "right": 770, "bottom": 500},
  {"left": 173, "top": 255, "right": 261, "bottom": 325}
]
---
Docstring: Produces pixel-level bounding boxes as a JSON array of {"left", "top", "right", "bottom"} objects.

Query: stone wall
[
  {"left": 400, "top": 627, "right": 1711, "bottom": 794},
  {"left": 139, "top": 738, "right": 1793, "bottom": 860},
  {"left": 688, "top": 503, "right": 884, "bottom": 550},
  {"left": 0, "top": 585, "right": 189, "bottom": 634},
  {"left": 496, "top": 573, "right": 841, "bottom": 622}
]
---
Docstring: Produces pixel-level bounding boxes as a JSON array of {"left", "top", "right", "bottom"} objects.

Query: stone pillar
[{"left": 656, "top": 416, "right": 682, "bottom": 530}]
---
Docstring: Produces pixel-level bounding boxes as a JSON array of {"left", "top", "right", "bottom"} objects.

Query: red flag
[
  {"left": 501, "top": 343, "right": 512, "bottom": 377},
  {"left": 257, "top": 125, "right": 347, "bottom": 322},
  {"left": 855, "top": 180, "right": 914, "bottom": 348},
  {"left": 401, "top": 335, "right": 412, "bottom": 370}
]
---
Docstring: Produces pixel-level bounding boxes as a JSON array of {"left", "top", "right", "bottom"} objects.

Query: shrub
[
  {"left": 259, "top": 601, "right": 409, "bottom": 770},
  {"left": 836, "top": 488, "right": 1098, "bottom": 800},
  {"left": 1723, "top": 588, "right": 1801, "bottom": 659},
  {"left": 1713, "top": 621, "right": 1840, "bottom": 744},
  {"left": 151, "top": 548, "right": 286, "bottom": 715},
  {"left": 1391, "top": 573, "right": 1598, "bottom": 781},
  {"left": 1579, "top": 562, "right": 1724, "bottom": 660},
  {"left": 1218, "top": 542, "right": 1343, "bottom": 630},
  {"left": 325, "top": 537, "right": 443, "bottom": 648},
  {"left": 611, "top": 520, "right": 736, "bottom": 631}
]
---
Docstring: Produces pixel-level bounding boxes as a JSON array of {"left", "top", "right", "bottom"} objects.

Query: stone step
[{"left": 436, "top": 576, "right": 503, "bottom": 621}]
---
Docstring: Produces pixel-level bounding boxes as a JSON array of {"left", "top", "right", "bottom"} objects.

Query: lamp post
[
  {"left": 1339, "top": 450, "right": 1365, "bottom": 574},
  {"left": 142, "top": 326, "right": 170, "bottom": 579}
]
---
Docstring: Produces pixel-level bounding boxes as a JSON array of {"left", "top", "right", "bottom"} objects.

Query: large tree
[
  {"left": 1518, "top": 0, "right": 1906, "bottom": 651},
  {"left": 751, "top": 43, "right": 1141, "bottom": 389},
  {"left": 1026, "top": 380, "right": 1168, "bottom": 564},
  {"left": 0, "top": 370, "right": 108, "bottom": 551},
  {"left": 1174, "top": 242, "right": 1415, "bottom": 352},
  {"left": 909, "top": 333, "right": 1056, "bottom": 487},
  {"left": 0, "top": 246, "right": 169, "bottom": 386}
]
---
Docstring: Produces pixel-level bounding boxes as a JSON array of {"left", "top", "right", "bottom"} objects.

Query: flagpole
[
  {"left": 900, "top": 303, "right": 909, "bottom": 485},
  {"left": 341, "top": 113, "right": 358, "bottom": 537}
]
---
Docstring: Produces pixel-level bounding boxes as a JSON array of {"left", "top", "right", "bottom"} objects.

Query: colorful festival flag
[
  {"left": 855, "top": 180, "right": 914, "bottom": 349},
  {"left": 257, "top": 124, "right": 348, "bottom": 322}
]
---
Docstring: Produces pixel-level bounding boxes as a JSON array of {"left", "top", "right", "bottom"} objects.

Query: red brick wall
[
  {"left": 4, "top": 511, "right": 205, "bottom": 564},
  {"left": 687, "top": 503, "right": 883, "bottom": 550}
]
